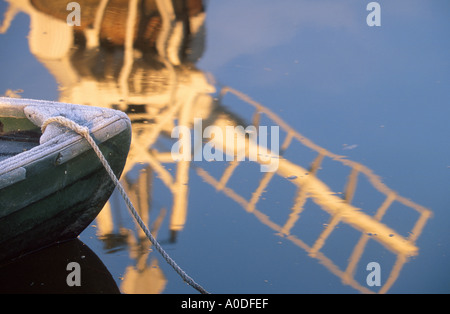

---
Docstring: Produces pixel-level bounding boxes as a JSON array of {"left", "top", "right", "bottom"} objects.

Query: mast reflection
[{"left": 1, "top": 0, "right": 432, "bottom": 294}]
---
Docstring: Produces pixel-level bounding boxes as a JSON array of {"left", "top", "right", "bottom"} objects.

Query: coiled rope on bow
[{"left": 42, "top": 116, "right": 209, "bottom": 294}]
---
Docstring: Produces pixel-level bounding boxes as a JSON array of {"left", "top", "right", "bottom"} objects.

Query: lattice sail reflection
[
  {"left": 196, "top": 87, "right": 432, "bottom": 293},
  {"left": 134, "top": 86, "right": 432, "bottom": 294}
]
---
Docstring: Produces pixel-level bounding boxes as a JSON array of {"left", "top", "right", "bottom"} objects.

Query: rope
[{"left": 42, "top": 116, "right": 209, "bottom": 294}]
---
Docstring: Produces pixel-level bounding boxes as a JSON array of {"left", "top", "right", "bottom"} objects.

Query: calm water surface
[{"left": 0, "top": 0, "right": 449, "bottom": 294}]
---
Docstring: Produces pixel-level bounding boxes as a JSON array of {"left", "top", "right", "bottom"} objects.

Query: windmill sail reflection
[
  {"left": 195, "top": 86, "right": 432, "bottom": 294},
  {"left": 1, "top": 0, "right": 432, "bottom": 294}
]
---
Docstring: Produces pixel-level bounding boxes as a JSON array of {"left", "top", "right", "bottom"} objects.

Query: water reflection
[{"left": 1, "top": 0, "right": 432, "bottom": 293}]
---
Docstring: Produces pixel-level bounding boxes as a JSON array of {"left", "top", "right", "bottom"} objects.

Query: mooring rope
[{"left": 42, "top": 116, "right": 209, "bottom": 294}]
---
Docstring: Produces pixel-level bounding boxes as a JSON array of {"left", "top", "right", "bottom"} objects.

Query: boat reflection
[{"left": 1, "top": 0, "right": 432, "bottom": 293}]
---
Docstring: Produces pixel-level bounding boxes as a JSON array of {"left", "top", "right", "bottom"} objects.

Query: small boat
[{"left": 0, "top": 97, "right": 131, "bottom": 264}]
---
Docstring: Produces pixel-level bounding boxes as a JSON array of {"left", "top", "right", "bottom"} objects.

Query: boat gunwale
[{"left": 0, "top": 97, "right": 131, "bottom": 177}]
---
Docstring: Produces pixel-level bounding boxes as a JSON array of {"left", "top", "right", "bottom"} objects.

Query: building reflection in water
[{"left": 1, "top": 0, "right": 432, "bottom": 294}]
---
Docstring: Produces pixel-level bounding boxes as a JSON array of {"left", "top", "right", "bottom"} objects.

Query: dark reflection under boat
[
  {"left": 0, "top": 238, "right": 120, "bottom": 294},
  {"left": 0, "top": 0, "right": 434, "bottom": 294}
]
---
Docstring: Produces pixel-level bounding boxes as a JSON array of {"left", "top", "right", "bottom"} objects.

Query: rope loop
[
  {"left": 42, "top": 116, "right": 90, "bottom": 137},
  {"left": 42, "top": 116, "right": 209, "bottom": 294}
]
